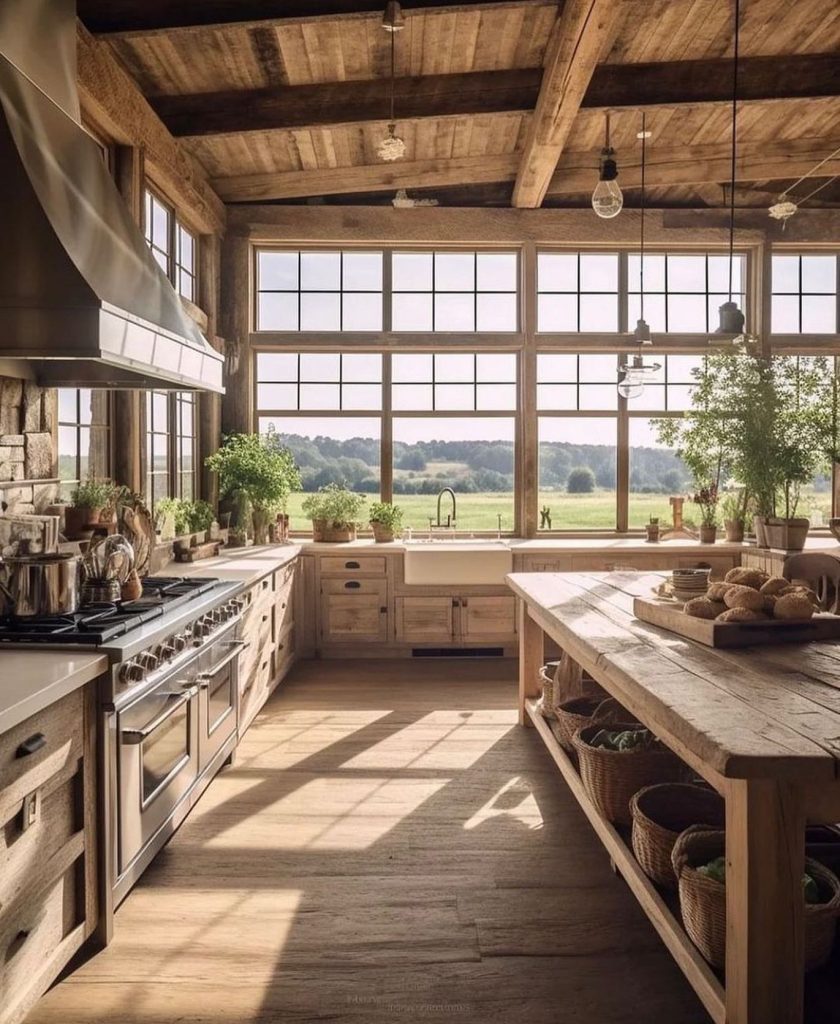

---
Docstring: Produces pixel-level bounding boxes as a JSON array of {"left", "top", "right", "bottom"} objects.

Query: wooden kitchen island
[{"left": 508, "top": 571, "right": 840, "bottom": 1024}]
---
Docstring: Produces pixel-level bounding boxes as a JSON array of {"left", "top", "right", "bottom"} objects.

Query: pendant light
[
  {"left": 377, "top": 2, "right": 406, "bottom": 162},
  {"left": 618, "top": 113, "right": 661, "bottom": 400},
  {"left": 715, "top": 0, "right": 745, "bottom": 337},
  {"left": 592, "top": 112, "right": 623, "bottom": 219}
]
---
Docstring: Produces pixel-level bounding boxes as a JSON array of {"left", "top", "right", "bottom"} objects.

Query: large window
[
  {"left": 57, "top": 389, "right": 111, "bottom": 499},
  {"left": 144, "top": 188, "right": 199, "bottom": 302},
  {"left": 771, "top": 254, "right": 838, "bottom": 334},
  {"left": 538, "top": 253, "right": 619, "bottom": 332},
  {"left": 144, "top": 391, "right": 198, "bottom": 506},
  {"left": 145, "top": 391, "right": 171, "bottom": 507},
  {"left": 392, "top": 353, "right": 517, "bottom": 411},
  {"left": 256, "top": 251, "right": 383, "bottom": 332}
]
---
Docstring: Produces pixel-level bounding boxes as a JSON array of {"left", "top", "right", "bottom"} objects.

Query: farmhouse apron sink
[{"left": 402, "top": 541, "right": 513, "bottom": 585}]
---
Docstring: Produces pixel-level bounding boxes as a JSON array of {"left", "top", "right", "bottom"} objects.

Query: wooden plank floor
[{"left": 30, "top": 659, "right": 709, "bottom": 1024}]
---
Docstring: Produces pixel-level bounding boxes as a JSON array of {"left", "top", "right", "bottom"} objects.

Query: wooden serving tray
[{"left": 633, "top": 595, "right": 840, "bottom": 648}]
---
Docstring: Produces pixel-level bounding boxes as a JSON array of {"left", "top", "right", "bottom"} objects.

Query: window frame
[
  {"left": 56, "top": 388, "right": 113, "bottom": 498},
  {"left": 144, "top": 391, "right": 199, "bottom": 508}
]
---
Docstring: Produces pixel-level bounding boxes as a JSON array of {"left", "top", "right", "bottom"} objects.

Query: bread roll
[
  {"left": 723, "top": 567, "right": 768, "bottom": 590},
  {"left": 723, "top": 584, "right": 766, "bottom": 611},
  {"left": 707, "top": 582, "right": 731, "bottom": 602},
  {"left": 760, "top": 576, "right": 789, "bottom": 596},
  {"left": 774, "top": 593, "right": 815, "bottom": 620},
  {"left": 684, "top": 597, "right": 726, "bottom": 620},
  {"left": 716, "top": 607, "right": 767, "bottom": 622}
]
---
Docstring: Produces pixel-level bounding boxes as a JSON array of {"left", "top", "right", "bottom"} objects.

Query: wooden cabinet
[
  {"left": 320, "top": 578, "right": 388, "bottom": 643},
  {"left": 0, "top": 686, "right": 98, "bottom": 1024},
  {"left": 395, "top": 594, "right": 516, "bottom": 645},
  {"left": 395, "top": 596, "right": 456, "bottom": 643}
]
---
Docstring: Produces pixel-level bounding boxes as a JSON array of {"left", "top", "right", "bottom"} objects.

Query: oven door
[
  {"left": 197, "top": 637, "right": 242, "bottom": 773},
  {"left": 118, "top": 675, "right": 199, "bottom": 874}
]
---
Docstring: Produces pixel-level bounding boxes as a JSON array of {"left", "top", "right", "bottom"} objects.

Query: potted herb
[
  {"left": 645, "top": 516, "right": 660, "bottom": 543},
  {"left": 692, "top": 485, "right": 719, "bottom": 544},
  {"left": 721, "top": 490, "right": 748, "bottom": 543},
  {"left": 369, "top": 501, "right": 403, "bottom": 543},
  {"left": 185, "top": 499, "right": 215, "bottom": 544},
  {"left": 301, "top": 483, "right": 367, "bottom": 543},
  {"left": 206, "top": 433, "right": 301, "bottom": 546},
  {"left": 154, "top": 497, "right": 188, "bottom": 540},
  {"left": 65, "top": 479, "right": 116, "bottom": 538}
]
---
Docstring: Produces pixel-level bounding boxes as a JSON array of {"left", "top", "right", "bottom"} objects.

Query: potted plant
[
  {"left": 301, "top": 483, "right": 367, "bottom": 543},
  {"left": 692, "top": 485, "right": 719, "bottom": 544},
  {"left": 185, "top": 499, "right": 215, "bottom": 545},
  {"left": 154, "top": 497, "right": 188, "bottom": 541},
  {"left": 369, "top": 501, "right": 403, "bottom": 543},
  {"left": 721, "top": 490, "right": 749, "bottom": 543},
  {"left": 645, "top": 516, "right": 660, "bottom": 543},
  {"left": 206, "top": 433, "right": 301, "bottom": 546},
  {"left": 65, "top": 479, "right": 115, "bottom": 538}
]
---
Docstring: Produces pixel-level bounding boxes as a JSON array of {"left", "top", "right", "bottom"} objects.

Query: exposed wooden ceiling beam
[
  {"left": 77, "top": 0, "right": 544, "bottom": 36},
  {"left": 512, "top": 0, "right": 624, "bottom": 209},
  {"left": 155, "top": 52, "right": 840, "bottom": 138},
  {"left": 212, "top": 137, "right": 840, "bottom": 202}
]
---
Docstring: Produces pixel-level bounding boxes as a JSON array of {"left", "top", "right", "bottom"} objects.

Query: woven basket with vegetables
[
  {"left": 552, "top": 696, "right": 627, "bottom": 754},
  {"left": 630, "top": 783, "right": 725, "bottom": 890},
  {"left": 571, "top": 722, "right": 686, "bottom": 826},
  {"left": 671, "top": 826, "right": 840, "bottom": 971}
]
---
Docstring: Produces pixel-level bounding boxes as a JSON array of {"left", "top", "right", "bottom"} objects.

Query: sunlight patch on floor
[
  {"left": 203, "top": 776, "right": 450, "bottom": 850},
  {"left": 462, "top": 776, "right": 543, "bottom": 832},
  {"left": 339, "top": 711, "right": 515, "bottom": 770}
]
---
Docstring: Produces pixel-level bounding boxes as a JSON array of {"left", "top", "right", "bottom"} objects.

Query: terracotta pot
[
  {"left": 63, "top": 505, "right": 95, "bottom": 540},
  {"left": 724, "top": 520, "right": 744, "bottom": 543},
  {"left": 371, "top": 522, "right": 395, "bottom": 543},
  {"left": 765, "top": 517, "right": 809, "bottom": 552},
  {"left": 752, "top": 515, "right": 768, "bottom": 549},
  {"left": 699, "top": 525, "right": 717, "bottom": 544},
  {"left": 644, "top": 524, "right": 660, "bottom": 543}
]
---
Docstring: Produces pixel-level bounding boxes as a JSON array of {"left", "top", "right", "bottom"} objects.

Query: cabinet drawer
[
  {"left": 0, "top": 866, "right": 80, "bottom": 1018},
  {"left": 273, "top": 561, "right": 296, "bottom": 590},
  {"left": 0, "top": 690, "right": 83, "bottom": 819},
  {"left": 321, "top": 577, "right": 386, "bottom": 596},
  {"left": 320, "top": 556, "right": 386, "bottom": 576},
  {"left": 1, "top": 762, "right": 80, "bottom": 914}
]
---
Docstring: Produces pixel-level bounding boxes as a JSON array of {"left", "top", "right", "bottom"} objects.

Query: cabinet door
[
  {"left": 460, "top": 595, "right": 517, "bottom": 640},
  {"left": 395, "top": 596, "right": 456, "bottom": 643},
  {"left": 320, "top": 578, "right": 388, "bottom": 643}
]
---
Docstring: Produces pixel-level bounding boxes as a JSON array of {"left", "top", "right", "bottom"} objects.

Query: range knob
[
  {"left": 172, "top": 633, "right": 189, "bottom": 652},
  {"left": 119, "top": 659, "right": 144, "bottom": 685}
]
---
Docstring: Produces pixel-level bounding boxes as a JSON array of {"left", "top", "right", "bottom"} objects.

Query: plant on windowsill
[
  {"left": 302, "top": 483, "right": 367, "bottom": 543},
  {"left": 368, "top": 501, "right": 403, "bottom": 543},
  {"left": 205, "top": 433, "right": 301, "bottom": 547},
  {"left": 645, "top": 516, "right": 660, "bottom": 543},
  {"left": 691, "top": 485, "right": 719, "bottom": 544},
  {"left": 720, "top": 490, "right": 749, "bottom": 543},
  {"left": 65, "top": 479, "right": 117, "bottom": 539}
]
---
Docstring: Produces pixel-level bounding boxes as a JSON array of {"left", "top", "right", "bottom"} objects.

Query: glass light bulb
[
  {"left": 377, "top": 124, "right": 406, "bottom": 162},
  {"left": 592, "top": 178, "right": 623, "bottom": 219},
  {"left": 617, "top": 372, "right": 644, "bottom": 400}
]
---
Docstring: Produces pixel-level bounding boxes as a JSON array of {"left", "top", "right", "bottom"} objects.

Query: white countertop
[
  {"left": 0, "top": 650, "right": 108, "bottom": 734},
  {"left": 157, "top": 544, "right": 301, "bottom": 587}
]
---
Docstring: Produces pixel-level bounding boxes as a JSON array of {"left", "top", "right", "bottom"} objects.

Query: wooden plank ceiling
[{"left": 77, "top": 0, "right": 840, "bottom": 208}]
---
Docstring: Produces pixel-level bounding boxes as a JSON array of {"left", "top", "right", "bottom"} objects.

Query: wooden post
[
  {"left": 220, "top": 232, "right": 253, "bottom": 437},
  {"left": 198, "top": 232, "right": 222, "bottom": 503},
  {"left": 518, "top": 597, "right": 543, "bottom": 726},
  {"left": 724, "top": 778, "right": 805, "bottom": 1024}
]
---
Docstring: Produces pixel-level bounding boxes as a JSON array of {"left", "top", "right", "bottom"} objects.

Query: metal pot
[{"left": 0, "top": 553, "right": 81, "bottom": 618}]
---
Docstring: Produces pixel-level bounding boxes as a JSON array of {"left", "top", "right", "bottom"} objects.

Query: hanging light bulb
[
  {"left": 378, "top": 2, "right": 406, "bottom": 163},
  {"left": 592, "top": 112, "right": 623, "bottom": 219},
  {"left": 617, "top": 370, "right": 644, "bottom": 400}
]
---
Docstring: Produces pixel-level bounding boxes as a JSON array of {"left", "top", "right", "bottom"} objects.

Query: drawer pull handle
[
  {"left": 345, "top": 560, "right": 361, "bottom": 569},
  {"left": 345, "top": 581, "right": 361, "bottom": 589},
  {"left": 16, "top": 733, "right": 46, "bottom": 758},
  {"left": 8, "top": 929, "right": 30, "bottom": 959}
]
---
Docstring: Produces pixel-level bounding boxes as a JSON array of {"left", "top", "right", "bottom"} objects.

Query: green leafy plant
[
  {"left": 721, "top": 490, "right": 749, "bottom": 528},
  {"left": 691, "top": 484, "right": 719, "bottom": 528},
  {"left": 185, "top": 499, "right": 215, "bottom": 533},
  {"left": 301, "top": 483, "right": 367, "bottom": 528},
  {"left": 206, "top": 433, "right": 301, "bottom": 525},
  {"left": 70, "top": 479, "right": 115, "bottom": 510},
  {"left": 369, "top": 501, "right": 403, "bottom": 532},
  {"left": 155, "top": 497, "right": 191, "bottom": 536}
]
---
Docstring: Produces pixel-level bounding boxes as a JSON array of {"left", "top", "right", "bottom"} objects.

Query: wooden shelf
[{"left": 525, "top": 698, "right": 726, "bottom": 1024}]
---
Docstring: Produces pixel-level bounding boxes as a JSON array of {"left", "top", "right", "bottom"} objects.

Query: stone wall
[{"left": 0, "top": 376, "right": 58, "bottom": 514}]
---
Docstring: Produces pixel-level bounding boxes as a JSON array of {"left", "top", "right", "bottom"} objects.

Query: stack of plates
[{"left": 670, "top": 568, "right": 711, "bottom": 602}]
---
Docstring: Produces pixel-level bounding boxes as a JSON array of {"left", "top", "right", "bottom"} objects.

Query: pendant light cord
[
  {"left": 389, "top": 15, "right": 396, "bottom": 123},
  {"left": 727, "top": 0, "right": 740, "bottom": 303}
]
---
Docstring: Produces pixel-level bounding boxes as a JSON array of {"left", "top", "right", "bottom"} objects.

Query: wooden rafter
[
  {"left": 512, "top": 0, "right": 623, "bottom": 209},
  {"left": 212, "top": 137, "right": 840, "bottom": 202},
  {"left": 154, "top": 54, "right": 840, "bottom": 139}
]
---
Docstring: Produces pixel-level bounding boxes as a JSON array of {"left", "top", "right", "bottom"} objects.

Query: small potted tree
[
  {"left": 692, "top": 485, "right": 719, "bottom": 544},
  {"left": 206, "top": 433, "right": 301, "bottom": 547},
  {"left": 369, "top": 501, "right": 403, "bottom": 543},
  {"left": 721, "top": 490, "right": 749, "bottom": 543},
  {"left": 302, "top": 483, "right": 367, "bottom": 543}
]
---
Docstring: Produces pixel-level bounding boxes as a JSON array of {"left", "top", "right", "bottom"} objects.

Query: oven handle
[
  {"left": 121, "top": 687, "right": 198, "bottom": 745},
  {"left": 196, "top": 640, "right": 249, "bottom": 688}
]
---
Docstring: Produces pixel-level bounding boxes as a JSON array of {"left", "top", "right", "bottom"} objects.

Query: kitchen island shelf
[{"left": 525, "top": 698, "right": 726, "bottom": 1024}]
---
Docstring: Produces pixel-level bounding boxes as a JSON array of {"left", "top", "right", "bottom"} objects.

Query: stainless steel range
[{"left": 0, "top": 575, "right": 247, "bottom": 932}]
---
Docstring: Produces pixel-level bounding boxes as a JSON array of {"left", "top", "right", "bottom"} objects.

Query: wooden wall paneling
[
  {"left": 75, "top": 22, "right": 225, "bottom": 235},
  {"left": 220, "top": 234, "right": 253, "bottom": 437},
  {"left": 198, "top": 233, "right": 222, "bottom": 502}
]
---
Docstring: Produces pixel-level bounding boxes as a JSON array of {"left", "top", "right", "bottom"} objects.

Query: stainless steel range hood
[{"left": 0, "top": 1, "right": 224, "bottom": 392}]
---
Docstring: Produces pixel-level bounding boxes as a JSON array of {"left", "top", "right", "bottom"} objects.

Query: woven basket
[
  {"left": 552, "top": 696, "right": 627, "bottom": 753},
  {"left": 672, "top": 827, "right": 840, "bottom": 971},
  {"left": 572, "top": 722, "right": 686, "bottom": 826},
  {"left": 537, "top": 659, "right": 605, "bottom": 720},
  {"left": 630, "top": 783, "right": 725, "bottom": 890}
]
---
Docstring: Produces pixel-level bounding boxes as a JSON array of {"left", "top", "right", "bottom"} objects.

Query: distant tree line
[{"left": 278, "top": 433, "right": 691, "bottom": 494}]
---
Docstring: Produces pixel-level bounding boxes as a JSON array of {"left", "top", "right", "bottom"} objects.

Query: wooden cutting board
[{"left": 633, "top": 595, "right": 840, "bottom": 648}]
